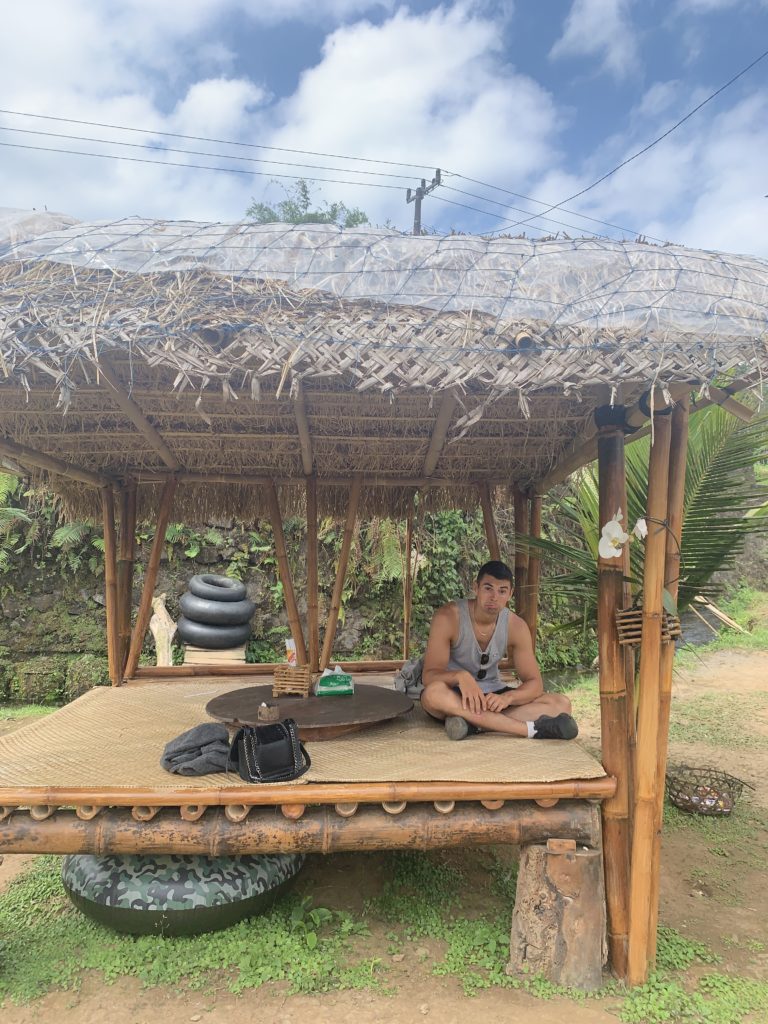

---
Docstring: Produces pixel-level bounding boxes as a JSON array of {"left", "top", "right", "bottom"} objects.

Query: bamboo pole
[
  {"left": 596, "top": 421, "right": 632, "bottom": 981},
  {"left": 266, "top": 480, "right": 308, "bottom": 666},
  {"left": 627, "top": 413, "right": 672, "bottom": 986},
  {"left": 514, "top": 488, "right": 529, "bottom": 622},
  {"left": 403, "top": 496, "right": 414, "bottom": 659},
  {"left": 100, "top": 487, "right": 120, "bottom": 687},
  {"left": 123, "top": 477, "right": 177, "bottom": 681},
  {"left": 648, "top": 396, "right": 690, "bottom": 963},
  {"left": 0, "top": 436, "right": 111, "bottom": 488},
  {"left": 116, "top": 480, "right": 137, "bottom": 675},
  {"left": 479, "top": 482, "right": 501, "bottom": 561},
  {"left": 526, "top": 494, "right": 542, "bottom": 648},
  {"left": 321, "top": 474, "right": 362, "bottom": 670},
  {"left": 306, "top": 474, "right": 320, "bottom": 673}
]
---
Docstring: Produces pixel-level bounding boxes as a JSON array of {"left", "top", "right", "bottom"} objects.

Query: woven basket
[
  {"left": 665, "top": 764, "right": 752, "bottom": 817},
  {"left": 615, "top": 606, "right": 682, "bottom": 647},
  {"left": 272, "top": 664, "right": 312, "bottom": 699}
]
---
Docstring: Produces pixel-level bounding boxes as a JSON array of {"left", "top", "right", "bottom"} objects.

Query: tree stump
[
  {"left": 507, "top": 838, "right": 606, "bottom": 990},
  {"left": 149, "top": 593, "right": 175, "bottom": 667}
]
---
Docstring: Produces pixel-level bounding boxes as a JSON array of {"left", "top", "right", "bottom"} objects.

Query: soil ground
[{"left": 1, "top": 644, "right": 767, "bottom": 1024}]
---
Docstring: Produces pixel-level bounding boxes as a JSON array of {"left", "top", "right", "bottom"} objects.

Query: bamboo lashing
[
  {"left": 123, "top": 476, "right": 177, "bottom": 680},
  {"left": 266, "top": 479, "right": 308, "bottom": 666},
  {"left": 615, "top": 608, "right": 682, "bottom": 646},
  {"left": 596, "top": 418, "right": 632, "bottom": 982},
  {"left": 320, "top": 473, "right": 362, "bottom": 670},
  {"left": 648, "top": 396, "right": 690, "bottom": 963},
  {"left": 627, "top": 412, "right": 672, "bottom": 986}
]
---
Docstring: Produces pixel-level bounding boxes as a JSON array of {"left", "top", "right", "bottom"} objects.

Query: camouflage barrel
[{"left": 61, "top": 852, "right": 305, "bottom": 936}]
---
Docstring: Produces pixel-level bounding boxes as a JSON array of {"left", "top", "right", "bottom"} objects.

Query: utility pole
[{"left": 407, "top": 169, "right": 441, "bottom": 235}]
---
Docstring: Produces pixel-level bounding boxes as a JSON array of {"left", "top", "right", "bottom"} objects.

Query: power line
[
  {"left": 0, "top": 123, "right": 419, "bottom": 182},
  {"left": 0, "top": 107, "right": 435, "bottom": 174},
  {"left": 431, "top": 193, "right": 605, "bottom": 240},
  {"left": 502, "top": 46, "right": 768, "bottom": 235},
  {"left": 0, "top": 139, "right": 405, "bottom": 191}
]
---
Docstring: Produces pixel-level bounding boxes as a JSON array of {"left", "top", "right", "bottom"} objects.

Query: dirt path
[{"left": 2, "top": 645, "right": 767, "bottom": 1023}]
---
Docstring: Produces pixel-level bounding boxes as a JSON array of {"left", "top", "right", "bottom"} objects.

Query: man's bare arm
[
  {"left": 422, "top": 605, "right": 467, "bottom": 688},
  {"left": 500, "top": 615, "right": 544, "bottom": 706}
]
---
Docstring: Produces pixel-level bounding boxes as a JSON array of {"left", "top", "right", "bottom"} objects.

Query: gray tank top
[{"left": 447, "top": 599, "right": 510, "bottom": 694}]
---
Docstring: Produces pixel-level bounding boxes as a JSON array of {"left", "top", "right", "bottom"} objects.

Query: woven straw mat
[{"left": 0, "top": 682, "right": 605, "bottom": 791}]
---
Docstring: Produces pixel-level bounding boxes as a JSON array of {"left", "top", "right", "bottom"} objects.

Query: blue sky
[{"left": 1, "top": 0, "right": 767, "bottom": 255}]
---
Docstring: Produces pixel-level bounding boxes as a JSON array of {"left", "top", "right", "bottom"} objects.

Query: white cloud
[{"left": 550, "top": 0, "right": 639, "bottom": 78}]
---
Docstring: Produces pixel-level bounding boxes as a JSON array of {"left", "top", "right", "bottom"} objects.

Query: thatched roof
[{"left": 0, "top": 210, "right": 765, "bottom": 519}]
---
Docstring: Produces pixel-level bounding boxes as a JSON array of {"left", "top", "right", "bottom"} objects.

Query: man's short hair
[{"left": 476, "top": 560, "right": 514, "bottom": 586}]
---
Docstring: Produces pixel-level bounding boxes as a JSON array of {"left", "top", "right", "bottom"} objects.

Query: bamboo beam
[
  {"left": 527, "top": 494, "right": 542, "bottom": 649},
  {"left": 293, "top": 383, "right": 314, "bottom": 475},
  {"left": 100, "top": 487, "right": 120, "bottom": 687},
  {"left": 321, "top": 474, "right": 363, "bottom": 670},
  {"left": 130, "top": 659, "right": 406, "bottom": 678},
  {"left": 0, "top": 436, "right": 111, "bottom": 488},
  {"left": 403, "top": 496, "right": 414, "bottom": 659},
  {"left": 479, "top": 482, "right": 501, "bottom": 561},
  {"left": 648, "top": 396, "right": 690, "bottom": 963},
  {"left": 0, "top": 801, "right": 605, "bottom": 856},
  {"left": 123, "top": 477, "right": 177, "bottom": 680},
  {"left": 306, "top": 474, "right": 320, "bottom": 673},
  {"left": 266, "top": 480, "right": 308, "bottom": 666},
  {"left": 514, "top": 488, "right": 529, "bottom": 623},
  {"left": 116, "top": 481, "right": 137, "bottom": 675},
  {"left": 705, "top": 386, "right": 753, "bottom": 422},
  {"left": 422, "top": 393, "right": 457, "bottom": 476},
  {"left": 627, "top": 413, "right": 672, "bottom": 987},
  {"left": 596, "top": 419, "right": 632, "bottom": 982},
  {"left": 95, "top": 356, "right": 181, "bottom": 470}
]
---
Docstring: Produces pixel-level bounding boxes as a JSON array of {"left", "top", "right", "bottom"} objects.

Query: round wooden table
[{"left": 206, "top": 683, "right": 414, "bottom": 741}]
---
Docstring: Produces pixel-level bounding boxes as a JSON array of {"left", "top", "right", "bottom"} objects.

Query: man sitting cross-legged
[{"left": 420, "top": 560, "right": 579, "bottom": 741}]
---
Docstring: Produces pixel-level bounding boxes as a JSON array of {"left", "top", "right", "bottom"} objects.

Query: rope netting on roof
[{"left": 0, "top": 211, "right": 766, "bottom": 411}]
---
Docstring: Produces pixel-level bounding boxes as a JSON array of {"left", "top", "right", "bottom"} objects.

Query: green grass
[
  {"left": 668, "top": 691, "right": 768, "bottom": 750},
  {"left": 0, "top": 705, "right": 55, "bottom": 720}
]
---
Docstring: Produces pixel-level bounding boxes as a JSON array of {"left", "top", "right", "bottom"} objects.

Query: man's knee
[
  {"left": 548, "top": 692, "right": 572, "bottom": 715},
  {"left": 420, "top": 681, "right": 452, "bottom": 715}
]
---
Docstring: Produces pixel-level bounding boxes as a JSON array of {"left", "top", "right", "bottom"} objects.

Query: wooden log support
[
  {"left": 123, "top": 477, "right": 177, "bottom": 681},
  {"left": 320, "top": 474, "right": 362, "bottom": 670},
  {"left": 266, "top": 479, "right": 308, "bottom": 666},
  {"left": 513, "top": 488, "right": 529, "bottom": 623},
  {"left": 0, "top": 800, "right": 603, "bottom": 855},
  {"left": 479, "top": 482, "right": 501, "bottom": 561},
  {"left": 648, "top": 396, "right": 690, "bottom": 963},
  {"left": 527, "top": 494, "right": 542, "bottom": 648},
  {"left": 306, "top": 474, "right": 320, "bottom": 673},
  {"left": 627, "top": 412, "right": 673, "bottom": 986},
  {"left": 100, "top": 486, "right": 120, "bottom": 687},
  {"left": 508, "top": 840, "right": 607, "bottom": 991},
  {"left": 596, "top": 414, "right": 633, "bottom": 982},
  {"left": 116, "top": 480, "right": 137, "bottom": 676},
  {"left": 403, "top": 496, "right": 414, "bottom": 659}
]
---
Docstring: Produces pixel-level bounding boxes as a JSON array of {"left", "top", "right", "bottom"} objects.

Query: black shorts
[{"left": 421, "top": 684, "right": 515, "bottom": 719}]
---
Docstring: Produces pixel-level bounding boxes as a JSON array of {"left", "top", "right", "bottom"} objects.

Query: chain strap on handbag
[{"left": 229, "top": 718, "right": 311, "bottom": 783}]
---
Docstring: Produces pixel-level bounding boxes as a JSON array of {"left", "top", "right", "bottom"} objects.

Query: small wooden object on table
[{"left": 272, "top": 664, "right": 312, "bottom": 699}]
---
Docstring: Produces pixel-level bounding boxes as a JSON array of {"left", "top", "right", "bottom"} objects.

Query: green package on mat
[{"left": 315, "top": 673, "right": 354, "bottom": 696}]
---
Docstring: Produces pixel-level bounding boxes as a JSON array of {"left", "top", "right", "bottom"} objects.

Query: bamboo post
[
  {"left": 627, "top": 412, "right": 672, "bottom": 986},
  {"left": 403, "top": 496, "right": 414, "bottom": 659},
  {"left": 266, "top": 480, "right": 308, "bottom": 666},
  {"left": 479, "top": 482, "right": 501, "bottom": 561},
  {"left": 320, "top": 474, "right": 362, "bottom": 670},
  {"left": 648, "top": 396, "right": 690, "bottom": 962},
  {"left": 100, "top": 487, "right": 120, "bottom": 687},
  {"left": 596, "top": 417, "right": 632, "bottom": 981},
  {"left": 513, "top": 488, "right": 529, "bottom": 622},
  {"left": 116, "top": 480, "right": 137, "bottom": 675},
  {"left": 306, "top": 474, "right": 320, "bottom": 674},
  {"left": 526, "top": 494, "right": 542, "bottom": 649},
  {"left": 123, "top": 478, "right": 177, "bottom": 680}
]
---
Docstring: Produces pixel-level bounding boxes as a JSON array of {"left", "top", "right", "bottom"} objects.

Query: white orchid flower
[
  {"left": 632, "top": 518, "right": 648, "bottom": 540},
  {"left": 598, "top": 508, "right": 629, "bottom": 560}
]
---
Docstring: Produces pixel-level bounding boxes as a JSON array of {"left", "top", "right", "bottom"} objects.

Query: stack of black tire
[{"left": 177, "top": 574, "right": 255, "bottom": 650}]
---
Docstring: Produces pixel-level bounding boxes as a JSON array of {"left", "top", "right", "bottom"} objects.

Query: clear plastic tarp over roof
[{"left": 2, "top": 209, "right": 767, "bottom": 344}]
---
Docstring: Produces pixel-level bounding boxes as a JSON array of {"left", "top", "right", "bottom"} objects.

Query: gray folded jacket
[{"left": 160, "top": 722, "right": 231, "bottom": 776}]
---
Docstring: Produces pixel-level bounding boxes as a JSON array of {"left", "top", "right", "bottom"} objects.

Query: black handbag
[{"left": 229, "top": 719, "right": 311, "bottom": 783}]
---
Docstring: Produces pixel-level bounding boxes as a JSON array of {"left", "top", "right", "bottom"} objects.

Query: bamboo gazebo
[{"left": 0, "top": 209, "right": 766, "bottom": 987}]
